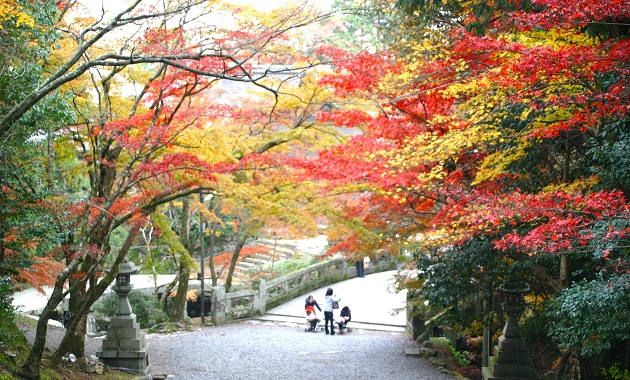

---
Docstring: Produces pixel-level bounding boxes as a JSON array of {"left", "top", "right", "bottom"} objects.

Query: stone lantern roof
[{"left": 118, "top": 257, "right": 139, "bottom": 276}]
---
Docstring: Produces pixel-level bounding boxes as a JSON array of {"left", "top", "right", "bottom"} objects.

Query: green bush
[
  {"left": 602, "top": 363, "right": 630, "bottom": 380},
  {"left": 430, "top": 337, "right": 471, "bottom": 367},
  {"left": 91, "top": 291, "right": 168, "bottom": 329},
  {"left": 0, "top": 277, "right": 20, "bottom": 350},
  {"left": 545, "top": 273, "right": 630, "bottom": 358}
]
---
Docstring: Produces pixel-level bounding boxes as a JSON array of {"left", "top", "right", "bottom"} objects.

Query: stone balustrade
[{"left": 208, "top": 256, "right": 395, "bottom": 325}]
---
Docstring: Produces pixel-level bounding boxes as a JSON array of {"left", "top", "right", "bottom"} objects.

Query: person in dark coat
[
  {"left": 337, "top": 306, "right": 351, "bottom": 333},
  {"left": 304, "top": 295, "right": 321, "bottom": 312}
]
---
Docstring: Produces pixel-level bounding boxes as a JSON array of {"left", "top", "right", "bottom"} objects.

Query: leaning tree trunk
[
  {"left": 159, "top": 271, "right": 180, "bottom": 312},
  {"left": 20, "top": 294, "right": 64, "bottom": 379},
  {"left": 208, "top": 221, "right": 217, "bottom": 286},
  {"left": 52, "top": 292, "right": 96, "bottom": 365},
  {"left": 53, "top": 220, "right": 143, "bottom": 366},
  {"left": 21, "top": 254, "right": 83, "bottom": 379},
  {"left": 225, "top": 238, "right": 245, "bottom": 293},
  {"left": 556, "top": 350, "right": 570, "bottom": 380},
  {"left": 55, "top": 253, "right": 94, "bottom": 360},
  {"left": 20, "top": 286, "right": 65, "bottom": 379}
]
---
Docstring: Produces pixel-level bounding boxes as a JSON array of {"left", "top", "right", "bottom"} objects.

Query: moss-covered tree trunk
[
  {"left": 20, "top": 263, "right": 75, "bottom": 379},
  {"left": 170, "top": 264, "right": 190, "bottom": 321},
  {"left": 225, "top": 237, "right": 246, "bottom": 293},
  {"left": 159, "top": 272, "right": 180, "bottom": 312},
  {"left": 169, "top": 196, "right": 193, "bottom": 321},
  {"left": 208, "top": 222, "right": 217, "bottom": 286}
]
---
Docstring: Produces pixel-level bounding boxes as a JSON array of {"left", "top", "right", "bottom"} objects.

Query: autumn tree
[
  {"left": 0, "top": 1, "right": 76, "bottom": 359},
  {"left": 301, "top": 0, "right": 630, "bottom": 375},
  {"left": 0, "top": 1, "right": 338, "bottom": 379}
]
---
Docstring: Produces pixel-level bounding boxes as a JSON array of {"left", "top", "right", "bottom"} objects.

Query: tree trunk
[
  {"left": 556, "top": 350, "right": 571, "bottom": 380},
  {"left": 168, "top": 196, "right": 192, "bottom": 321},
  {"left": 55, "top": 255, "right": 92, "bottom": 360},
  {"left": 53, "top": 301, "right": 91, "bottom": 365},
  {"left": 624, "top": 339, "right": 629, "bottom": 372},
  {"left": 57, "top": 293, "right": 88, "bottom": 359},
  {"left": 21, "top": 255, "right": 83, "bottom": 379},
  {"left": 170, "top": 264, "right": 190, "bottom": 321},
  {"left": 53, "top": 224, "right": 142, "bottom": 364},
  {"left": 560, "top": 253, "right": 569, "bottom": 289},
  {"left": 0, "top": 195, "right": 6, "bottom": 274},
  {"left": 160, "top": 271, "right": 180, "bottom": 312},
  {"left": 563, "top": 132, "right": 571, "bottom": 183},
  {"left": 225, "top": 237, "right": 245, "bottom": 293},
  {"left": 20, "top": 293, "right": 64, "bottom": 379},
  {"left": 209, "top": 222, "right": 217, "bottom": 286}
]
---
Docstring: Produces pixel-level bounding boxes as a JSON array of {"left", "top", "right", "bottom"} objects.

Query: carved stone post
[
  {"left": 258, "top": 280, "right": 267, "bottom": 315},
  {"left": 211, "top": 285, "right": 226, "bottom": 325}
]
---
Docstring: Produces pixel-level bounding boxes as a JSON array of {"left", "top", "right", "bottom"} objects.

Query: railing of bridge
[{"left": 210, "top": 257, "right": 396, "bottom": 325}]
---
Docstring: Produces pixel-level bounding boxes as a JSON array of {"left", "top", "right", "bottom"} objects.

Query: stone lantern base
[
  {"left": 482, "top": 333, "right": 537, "bottom": 379},
  {"left": 97, "top": 313, "right": 150, "bottom": 371},
  {"left": 483, "top": 283, "right": 537, "bottom": 379}
]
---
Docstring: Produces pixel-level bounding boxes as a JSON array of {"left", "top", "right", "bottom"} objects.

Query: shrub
[
  {"left": 602, "top": 363, "right": 630, "bottom": 380},
  {"left": 430, "top": 337, "right": 472, "bottom": 367},
  {"left": 0, "top": 277, "right": 20, "bottom": 350},
  {"left": 545, "top": 273, "right": 630, "bottom": 358}
]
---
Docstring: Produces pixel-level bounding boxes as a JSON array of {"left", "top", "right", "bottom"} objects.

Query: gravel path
[
  {"left": 19, "top": 318, "right": 455, "bottom": 380},
  {"left": 146, "top": 320, "right": 455, "bottom": 380}
]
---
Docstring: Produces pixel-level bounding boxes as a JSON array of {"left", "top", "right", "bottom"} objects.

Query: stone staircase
[
  {"left": 205, "top": 236, "right": 328, "bottom": 286},
  {"left": 232, "top": 243, "right": 298, "bottom": 281}
]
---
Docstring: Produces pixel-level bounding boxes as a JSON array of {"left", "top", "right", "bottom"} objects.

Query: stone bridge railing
[{"left": 209, "top": 257, "right": 396, "bottom": 325}]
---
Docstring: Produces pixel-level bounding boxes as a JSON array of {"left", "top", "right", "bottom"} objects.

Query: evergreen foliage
[{"left": 91, "top": 291, "right": 168, "bottom": 330}]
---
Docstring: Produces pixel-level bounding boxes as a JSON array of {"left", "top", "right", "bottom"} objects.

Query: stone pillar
[
  {"left": 482, "top": 326, "right": 490, "bottom": 368},
  {"left": 258, "top": 280, "right": 267, "bottom": 315},
  {"left": 482, "top": 284, "right": 537, "bottom": 380},
  {"left": 97, "top": 259, "right": 149, "bottom": 371},
  {"left": 211, "top": 285, "right": 226, "bottom": 325}
]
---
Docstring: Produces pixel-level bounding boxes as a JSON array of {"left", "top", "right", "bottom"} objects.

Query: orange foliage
[
  {"left": 14, "top": 256, "right": 65, "bottom": 294},
  {"left": 212, "top": 244, "right": 272, "bottom": 267}
]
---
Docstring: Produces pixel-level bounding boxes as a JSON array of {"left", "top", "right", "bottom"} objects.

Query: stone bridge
[{"left": 198, "top": 256, "right": 398, "bottom": 326}]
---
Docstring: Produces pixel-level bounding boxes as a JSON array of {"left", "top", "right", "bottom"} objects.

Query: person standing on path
[
  {"left": 323, "top": 287, "right": 340, "bottom": 335},
  {"left": 355, "top": 259, "right": 365, "bottom": 277}
]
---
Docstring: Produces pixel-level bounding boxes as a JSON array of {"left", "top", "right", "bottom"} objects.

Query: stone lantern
[
  {"left": 97, "top": 258, "right": 150, "bottom": 371},
  {"left": 114, "top": 258, "right": 138, "bottom": 315},
  {"left": 482, "top": 281, "right": 537, "bottom": 380}
]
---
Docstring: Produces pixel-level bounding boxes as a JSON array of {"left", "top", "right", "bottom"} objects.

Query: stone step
[
  {"left": 272, "top": 247, "right": 295, "bottom": 255},
  {"left": 256, "top": 239, "right": 298, "bottom": 248},
  {"left": 205, "top": 239, "right": 309, "bottom": 285},
  {"left": 243, "top": 257, "right": 269, "bottom": 265},
  {"left": 253, "top": 242, "right": 302, "bottom": 255},
  {"left": 235, "top": 263, "right": 261, "bottom": 272},
  {"left": 259, "top": 252, "right": 293, "bottom": 261},
  {"left": 236, "top": 261, "right": 258, "bottom": 269}
]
